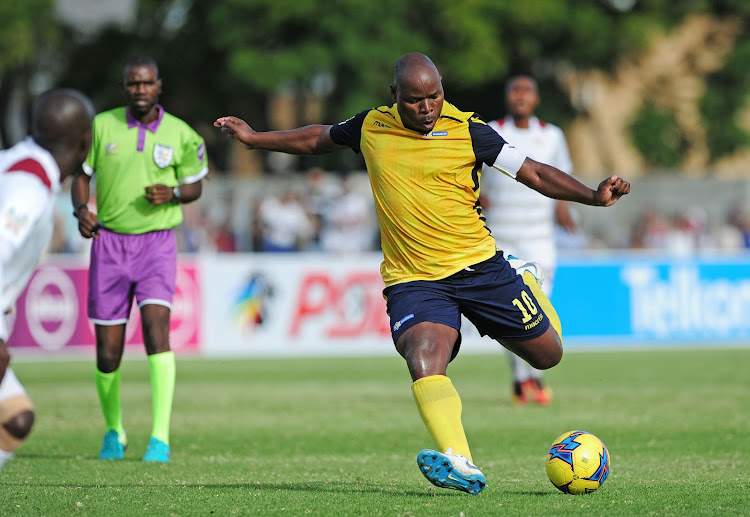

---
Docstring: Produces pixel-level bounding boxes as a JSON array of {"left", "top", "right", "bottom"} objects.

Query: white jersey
[
  {"left": 319, "top": 189, "right": 373, "bottom": 254},
  {"left": 0, "top": 137, "right": 61, "bottom": 340},
  {"left": 481, "top": 116, "right": 572, "bottom": 291}
]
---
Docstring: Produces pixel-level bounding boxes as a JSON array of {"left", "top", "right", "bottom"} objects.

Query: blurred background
[
  {"left": 4, "top": 0, "right": 750, "bottom": 254},
  {"left": 5, "top": 0, "right": 750, "bottom": 355}
]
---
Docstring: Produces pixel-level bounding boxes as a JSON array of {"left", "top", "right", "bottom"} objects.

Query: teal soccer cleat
[
  {"left": 99, "top": 430, "right": 127, "bottom": 460},
  {"left": 142, "top": 438, "right": 171, "bottom": 462},
  {"left": 417, "top": 447, "right": 486, "bottom": 495}
]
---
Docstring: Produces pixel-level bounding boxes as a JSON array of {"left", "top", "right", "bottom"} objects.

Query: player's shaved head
[
  {"left": 393, "top": 53, "right": 441, "bottom": 90},
  {"left": 32, "top": 88, "right": 95, "bottom": 145},
  {"left": 391, "top": 53, "right": 445, "bottom": 134},
  {"left": 31, "top": 88, "right": 95, "bottom": 178}
]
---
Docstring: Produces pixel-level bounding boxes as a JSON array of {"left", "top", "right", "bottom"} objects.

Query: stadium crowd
[{"left": 48, "top": 170, "right": 750, "bottom": 257}]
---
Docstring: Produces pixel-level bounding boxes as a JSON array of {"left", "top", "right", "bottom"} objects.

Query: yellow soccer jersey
[{"left": 330, "top": 102, "right": 522, "bottom": 286}]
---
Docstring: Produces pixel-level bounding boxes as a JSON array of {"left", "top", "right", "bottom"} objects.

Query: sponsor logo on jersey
[
  {"left": 373, "top": 120, "right": 391, "bottom": 128},
  {"left": 393, "top": 313, "right": 414, "bottom": 331},
  {"left": 105, "top": 143, "right": 119, "bottom": 154},
  {"left": 429, "top": 131, "right": 448, "bottom": 137},
  {"left": 2, "top": 206, "right": 29, "bottom": 235},
  {"left": 153, "top": 143, "right": 174, "bottom": 168},
  {"left": 197, "top": 143, "right": 206, "bottom": 162}
]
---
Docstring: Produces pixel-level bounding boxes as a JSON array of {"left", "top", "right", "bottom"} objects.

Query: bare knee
[
  {"left": 502, "top": 327, "right": 563, "bottom": 370},
  {"left": 528, "top": 346, "right": 562, "bottom": 370},
  {"left": 141, "top": 305, "right": 171, "bottom": 355},
  {"left": 395, "top": 322, "right": 458, "bottom": 381},
  {"left": 96, "top": 325, "right": 125, "bottom": 372},
  {"left": 97, "top": 348, "right": 122, "bottom": 373},
  {"left": 3, "top": 410, "right": 34, "bottom": 440},
  {"left": 0, "top": 396, "right": 34, "bottom": 452}
]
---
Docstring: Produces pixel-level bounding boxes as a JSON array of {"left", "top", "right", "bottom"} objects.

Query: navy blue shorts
[{"left": 383, "top": 252, "right": 551, "bottom": 357}]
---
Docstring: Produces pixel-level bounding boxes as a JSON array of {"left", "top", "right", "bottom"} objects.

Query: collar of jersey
[
  {"left": 126, "top": 104, "right": 164, "bottom": 133},
  {"left": 391, "top": 101, "right": 459, "bottom": 136},
  {"left": 503, "top": 115, "right": 541, "bottom": 131},
  {"left": 24, "top": 136, "right": 62, "bottom": 192}
]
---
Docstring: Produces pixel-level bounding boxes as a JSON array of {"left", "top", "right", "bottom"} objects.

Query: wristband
[{"left": 73, "top": 203, "right": 87, "bottom": 218}]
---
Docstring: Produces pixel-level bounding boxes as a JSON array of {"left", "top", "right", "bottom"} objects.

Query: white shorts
[{"left": 0, "top": 368, "right": 26, "bottom": 403}]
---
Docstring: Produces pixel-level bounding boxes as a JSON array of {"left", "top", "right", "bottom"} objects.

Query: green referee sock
[
  {"left": 147, "top": 351, "right": 176, "bottom": 445},
  {"left": 95, "top": 367, "right": 126, "bottom": 442}
]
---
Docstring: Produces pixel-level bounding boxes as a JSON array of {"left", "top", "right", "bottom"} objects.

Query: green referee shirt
[{"left": 83, "top": 105, "right": 208, "bottom": 234}]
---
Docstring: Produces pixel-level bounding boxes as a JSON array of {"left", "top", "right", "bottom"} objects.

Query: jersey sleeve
[
  {"left": 176, "top": 129, "right": 209, "bottom": 185},
  {"left": 329, "top": 109, "right": 370, "bottom": 153},
  {"left": 82, "top": 115, "right": 101, "bottom": 176},
  {"left": 468, "top": 114, "right": 526, "bottom": 177}
]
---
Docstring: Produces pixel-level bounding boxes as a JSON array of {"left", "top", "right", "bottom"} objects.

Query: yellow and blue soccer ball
[{"left": 546, "top": 430, "right": 610, "bottom": 494}]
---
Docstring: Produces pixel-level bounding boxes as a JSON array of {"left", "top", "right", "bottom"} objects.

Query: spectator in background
[
  {"left": 480, "top": 74, "right": 575, "bottom": 406},
  {"left": 304, "top": 166, "right": 342, "bottom": 250},
  {"left": 555, "top": 206, "right": 589, "bottom": 251},
  {"left": 256, "top": 188, "right": 314, "bottom": 252},
  {"left": 319, "top": 172, "right": 375, "bottom": 254},
  {"left": 664, "top": 211, "right": 697, "bottom": 256},
  {"left": 175, "top": 201, "right": 211, "bottom": 253},
  {"left": 203, "top": 189, "right": 237, "bottom": 252},
  {"left": 715, "top": 204, "right": 750, "bottom": 250},
  {"left": 630, "top": 208, "right": 670, "bottom": 250}
]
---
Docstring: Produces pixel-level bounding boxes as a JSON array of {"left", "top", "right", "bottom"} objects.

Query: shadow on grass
[
  {"left": 0, "top": 480, "right": 459, "bottom": 497},
  {"left": 19, "top": 453, "right": 146, "bottom": 463}
]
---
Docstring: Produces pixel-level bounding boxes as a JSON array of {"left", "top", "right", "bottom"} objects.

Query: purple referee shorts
[{"left": 88, "top": 228, "right": 177, "bottom": 324}]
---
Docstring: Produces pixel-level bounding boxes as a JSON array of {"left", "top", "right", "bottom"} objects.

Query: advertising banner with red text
[{"left": 199, "top": 253, "right": 500, "bottom": 357}]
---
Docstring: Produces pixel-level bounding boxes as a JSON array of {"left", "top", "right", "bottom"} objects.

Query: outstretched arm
[
  {"left": 214, "top": 117, "right": 345, "bottom": 155},
  {"left": 516, "top": 158, "right": 630, "bottom": 207}
]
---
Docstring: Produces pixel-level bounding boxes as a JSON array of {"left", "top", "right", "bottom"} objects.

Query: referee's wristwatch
[
  {"left": 73, "top": 203, "right": 87, "bottom": 218},
  {"left": 172, "top": 186, "right": 181, "bottom": 204}
]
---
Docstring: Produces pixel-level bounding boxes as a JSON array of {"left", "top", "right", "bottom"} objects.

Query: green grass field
[{"left": 0, "top": 348, "right": 747, "bottom": 516}]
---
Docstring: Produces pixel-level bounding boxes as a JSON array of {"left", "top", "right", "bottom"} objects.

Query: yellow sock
[
  {"left": 522, "top": 271, "right": 563, "bottom": 340},
  {"left": 411, "top": 375, "right": 472, "bottom": 462}
]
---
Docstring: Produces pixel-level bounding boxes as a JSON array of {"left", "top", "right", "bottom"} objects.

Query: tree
[
  {"left": 49, "top": 0, "right": 750, "bottom": 175},
  {"left": 0, "top": 0, "right": 57, "bottom": 147}
]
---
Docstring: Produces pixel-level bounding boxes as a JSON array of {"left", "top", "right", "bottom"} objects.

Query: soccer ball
[{"left": 546, "top": 430, "right": 610, "bottom": 494}]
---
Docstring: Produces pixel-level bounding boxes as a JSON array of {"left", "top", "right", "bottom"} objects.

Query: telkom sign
[{"left": 553, "top": 255, "right": 750, "bottom": 345}]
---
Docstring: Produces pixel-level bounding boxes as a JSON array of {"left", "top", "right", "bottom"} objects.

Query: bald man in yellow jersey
[{"left": 215, "top": 53, "right": 630, "bottom": 495}]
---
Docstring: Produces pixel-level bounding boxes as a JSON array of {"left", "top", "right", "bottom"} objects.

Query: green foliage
[
  {"left": 0, "top": 349, "right": 748, "bottom": 515},
  {"left": 629, "top": 103, "right": 687, "bottom": 169},
  {"left": 28, "top": 0, "right": 750, "bottom": 171},
  {"left": 0, "top": 0, "right": 56, "bottom": 74},
  {"left": 700, "top": 38, "right": 750, "bottom": 160}
]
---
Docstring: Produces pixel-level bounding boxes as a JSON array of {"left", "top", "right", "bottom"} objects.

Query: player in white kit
[
  {"left": 481, "top": 75, "right": 577, "bottom": 405},
  {"left": 0, "top": 89, "right": 94, "bottom": 472}
]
